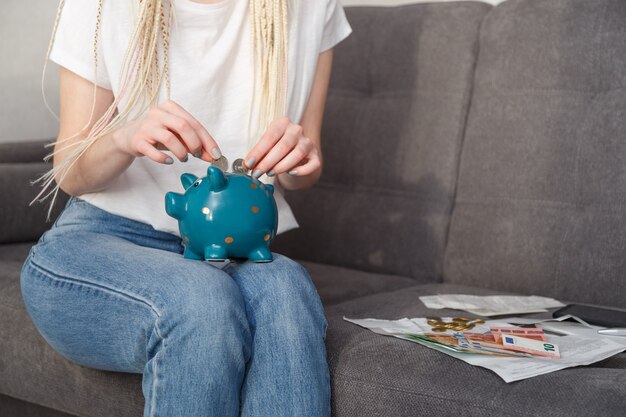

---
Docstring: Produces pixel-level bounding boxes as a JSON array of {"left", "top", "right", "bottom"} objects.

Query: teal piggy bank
[{"left": 165, "top": 165, "right": 278, "bottom": 262}]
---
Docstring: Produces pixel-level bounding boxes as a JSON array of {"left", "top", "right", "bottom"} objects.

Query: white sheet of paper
[
  {"left": 419, "top": 294, "right": 565, "bottom": 316},
  {"left": 343, "top": 315, "right": 626, "bottom": 383}
]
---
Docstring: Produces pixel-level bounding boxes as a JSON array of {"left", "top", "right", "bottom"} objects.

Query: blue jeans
[{"left": 20, "top": 196, "right": 330, "bottom": 417}]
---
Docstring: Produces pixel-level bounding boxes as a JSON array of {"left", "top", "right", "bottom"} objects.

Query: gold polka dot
[
  {"left": 264, "top": 234, "right": 270, "bottom": 241},
  {"left": 251, "top": 206, "right": 259, "bottom": 213},
  {"left": 202, "top": 207, "right": 210, "bottom": 214},
  {"left": 224, "top": 237, "right": 234, "bottom": 244},
  {"left": 250, "top": 183, "right": 257, "bottom": 189}
]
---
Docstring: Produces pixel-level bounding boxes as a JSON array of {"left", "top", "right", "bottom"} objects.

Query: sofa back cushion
[
  {"left": 272, "top": 3, "right": 491, "bottom": 280},
  {"left": 444, "top": 0, "right": 626, "bottom": 308}
]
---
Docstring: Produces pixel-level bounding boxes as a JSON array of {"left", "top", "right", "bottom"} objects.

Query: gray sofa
[{"left": 1, "top": 0, "right": 625, "bottom": 416}]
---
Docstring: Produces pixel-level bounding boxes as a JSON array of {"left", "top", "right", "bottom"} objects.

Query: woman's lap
[{"left": 20, "top": 196, "right": 326, "bottom": 374}]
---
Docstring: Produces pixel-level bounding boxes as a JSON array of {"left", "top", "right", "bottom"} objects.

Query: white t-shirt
[{"left": 50, "top": 0, "right": 352, "bottom": 237}]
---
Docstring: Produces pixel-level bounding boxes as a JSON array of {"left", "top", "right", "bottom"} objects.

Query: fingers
[
  {"left": 269, "top": 141, "right": 320, "bottom": 177},
  {"left": 244, "top": 116, "right": 291, "bottom": 170},
  {"left": 161, "top": 100, "right": 222, "bottom": 162},
  {"left": 147, "top": 109, "right": 201, "bottom": 161},
  {"left": 136, "top": 139, "right": 174, "bottom": 165},
  {"left": 148, "top": 125, "right": 191, "bottom": 162},
  {"left": 252, "top": 125, "right": 311, "bottom": 178}
]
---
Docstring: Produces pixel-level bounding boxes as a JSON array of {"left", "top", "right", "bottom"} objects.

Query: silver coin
[
  {"left": 211, "top": 156, "right": 229, "bottom": 172},
  {"left": 232, "top": 158, "right": 248, "bottom": 174}
]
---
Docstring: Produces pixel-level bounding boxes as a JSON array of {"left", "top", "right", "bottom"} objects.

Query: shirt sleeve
[
  {"left": 319, "top": 0, "right": 353, "bottom": 53},
  {"left": 49, "top": 0, "right": 112, "bottom": 89}
]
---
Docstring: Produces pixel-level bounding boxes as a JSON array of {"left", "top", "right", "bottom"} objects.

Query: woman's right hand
[{"left": 112, "top": 100, "right": 222, "bottom": 164}]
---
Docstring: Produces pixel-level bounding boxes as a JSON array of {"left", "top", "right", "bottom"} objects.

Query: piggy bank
[{"left": 165, "top": 165, "right": 278, "bottom": 262}]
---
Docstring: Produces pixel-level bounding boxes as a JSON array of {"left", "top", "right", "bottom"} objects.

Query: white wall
[
  {"left": 0, "top": 0, "right": 506, "bottom": 144},
  {"left": 1, "top": 1, "right": 60, "bottom": 143}
]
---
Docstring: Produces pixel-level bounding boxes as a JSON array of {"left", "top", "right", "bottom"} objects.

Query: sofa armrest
[
  {"left": 0, "top": 139, "right": 55, "bottom": 163},
  {"left": 0, "top": 140, "right": 70, "bottom": 244}
]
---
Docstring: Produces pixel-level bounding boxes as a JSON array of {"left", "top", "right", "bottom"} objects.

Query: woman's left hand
[{"left": 243, "top": 116, "right": 321, "bottom": 180}]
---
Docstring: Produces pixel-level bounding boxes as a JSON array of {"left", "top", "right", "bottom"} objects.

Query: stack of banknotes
[{"left": 407, "top": 317, "right": 560, "bottom": 358}]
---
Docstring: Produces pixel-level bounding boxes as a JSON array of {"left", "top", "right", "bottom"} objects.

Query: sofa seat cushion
[
  {"left": 324, "top": 283, "right": 626, "bottom": 417},
  {"left": 297, "top": 259, "right": 420, "bottom": 305},
  {"left": 0, "top": 242, "right": 33, "bottom": 263}
]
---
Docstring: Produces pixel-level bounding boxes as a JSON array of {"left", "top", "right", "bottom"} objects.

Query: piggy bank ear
[
  {"left": 181, "top": 173, "right": 198, "bottom": 189},
  {"left": 265, "top": 184, "right": 274, "bottom": 194}
]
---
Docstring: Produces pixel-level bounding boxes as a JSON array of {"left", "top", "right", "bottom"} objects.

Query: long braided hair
[{"left": 32, "top": 0, "right": 290, "bottom": 221}]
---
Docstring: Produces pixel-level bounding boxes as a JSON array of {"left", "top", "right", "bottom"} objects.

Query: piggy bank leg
[
  {"left": 204, "top": 244, "right": 228, "bottom": 262},
  {"left": 183, "top": 247, "right": 204, "bottom": 260},
  {"left": 248, "top": 246, "right": 273, "bottom": 262}
]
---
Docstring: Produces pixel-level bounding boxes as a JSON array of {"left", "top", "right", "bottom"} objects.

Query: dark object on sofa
[{"left": 1, "top": 0, "right": 624, "bottom": 416}]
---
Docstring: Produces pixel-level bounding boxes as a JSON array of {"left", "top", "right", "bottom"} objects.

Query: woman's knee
[
  {"left": 155, "top": 264, "right": 252, "bottom": 346},
  {"left": 229, "top": 253, "right": 327, "bottom": 335}
]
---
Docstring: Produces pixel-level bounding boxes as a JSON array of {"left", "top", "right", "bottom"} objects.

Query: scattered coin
[
  {"left": 211, "top": 155, "right": 229, "bottom": 172},
  {"left": 428, "top": 317, "right": 485, "bottom": 332},
  {"left": 431, "top": 327, "right": 448, "bottom": 332}
]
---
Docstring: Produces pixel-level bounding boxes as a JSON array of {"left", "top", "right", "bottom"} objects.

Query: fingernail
[
  {"left": 194, "top": 151, "right": 202, "bottom": 158},
  {"left": 252, "top": 169, "right": 262, "bottom": 179},
  {"left": 165, "top": 157, "right": 174, "bottom": 164},
  {"left": 288, "top": 170, "right": 298, "bottom": 176},
  {"left": 211, "top": 148, "right": 221, "bottom": 159},
  {"left": 267, "top": 169, "right": 275, "bottom": 177},
  {"left": 246, "top": 157, "right": 256, "bottom": 168}
]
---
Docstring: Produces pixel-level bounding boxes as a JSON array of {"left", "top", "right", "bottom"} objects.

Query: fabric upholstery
[
  {"left": 0, "top": 152, "right": 70, "bottom": 244},
  {"left": 0, "top": 393, "right": 76, "bottom": 417},
  {"left": 0, "top": 242, "right": 34, "bottom": 262},
  {"left": 298, "top": 259, "right": 421, "bottom": 305},
  {"left": 271, "top": 2, "right": 490, "bottom": 281},
  {"left": 0, "top": 139, "right": 54, "bottom": 163},
  {"left": 325, "top": 284, "right": 626, "bottom": 417},
  {"left": 444, "top": 0, "right": 626, "bottom": 308}
]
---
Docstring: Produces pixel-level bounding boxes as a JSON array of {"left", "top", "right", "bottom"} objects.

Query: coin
[
  {"left": 232, "top": 158, "right": 248, "bottom": 174},
  {"left": 427, "top": 319, "right": 444, "bottom": 326},
  {"left": 452, "top": 317, "right": 471, "bottom": 323},
  {"left": 211, "top": 156, "right": 229, "bottom": 172},
  {"left": 431, "top": 327, "right": 448, "bottom": 332}
]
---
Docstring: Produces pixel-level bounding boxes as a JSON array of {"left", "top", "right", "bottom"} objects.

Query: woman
[{"left": 19, "top": 0, "right": 352, "bottom": 416}]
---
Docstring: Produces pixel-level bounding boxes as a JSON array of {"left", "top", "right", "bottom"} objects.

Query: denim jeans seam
[
  {"left": 25, "top": 258, "right": 165, "bottom": 340},
  {"left": 149, "top": 338, "right": 164, "bottom": 417}
]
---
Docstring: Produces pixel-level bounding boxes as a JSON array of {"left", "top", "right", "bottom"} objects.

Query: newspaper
[
  {"left": 343, "top": 315, "right": 626, "bottom": 383},
  {"left": 419, "top": 294, "right": 565, "bottom": 316}
]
